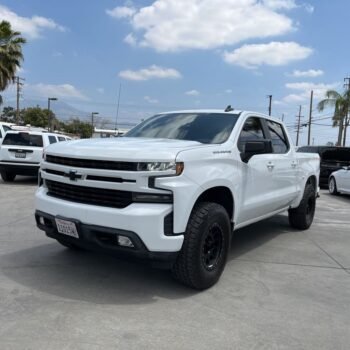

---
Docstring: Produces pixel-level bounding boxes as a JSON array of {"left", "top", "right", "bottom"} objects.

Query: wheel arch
[{"left": 191, "top": 186, "right": 235, "bottom": 223}]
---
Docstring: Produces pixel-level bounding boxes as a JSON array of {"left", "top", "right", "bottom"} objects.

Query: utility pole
[
  {"left": 91, "top": 112, "right": 99, "bottom": 138},
  {"left": 296, "top": 105, "right": 302, "bottom": 147},
  {"left": 15, "top": 76, "right": 25, "bottom": 125},
  {"left": 47, "top": 97, "right": 58, "bottom": 131},
  {"left": 344, "top": 77, "right": 350, "bottom": 146},
  {"left": 281, "top": 113, "right": 285, "bottom": 122},
  {"left": 307, "top": 90, "right": 313, "bottom": 145},
  {"left": 267, "top": 95, "right": 272, "bottom": 116},
  {"left": 115, "top": 83, "right": 122, "bottom": 130}
]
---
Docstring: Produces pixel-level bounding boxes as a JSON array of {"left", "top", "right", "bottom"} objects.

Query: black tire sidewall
[
  {"left": 188, "top": 203, "right": 231, "bottom": 288},
  {"left": 1, "top": 171, "right": 16, "bottom": 182},
  {"left": 329, "top": 177, "right": 337, "bottom": 195}
]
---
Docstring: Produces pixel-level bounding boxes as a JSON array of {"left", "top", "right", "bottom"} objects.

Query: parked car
[
  {"left": 297, "top": 146, "right": 350, "bottom": 186},
  {"left": 35, "top": 109, "right": 320, "bottom": 289},
  {"left": 0, "top": 130, "right": 67, "bottom": 182},
  {"left": 329, "top": 166, "right": 350, "bottom": 195}
]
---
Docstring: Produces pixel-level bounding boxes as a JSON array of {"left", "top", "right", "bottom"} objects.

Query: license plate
[
  {"left": 55, "top": 218, "right": 79, "bottom": 238},
  {"left": 15, "top": 152, "right": 26, "bottom": 158}
]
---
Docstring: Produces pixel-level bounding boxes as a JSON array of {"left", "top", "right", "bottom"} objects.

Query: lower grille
[{"left": 46, "top": 180, "right": 132, "bottom": 209}]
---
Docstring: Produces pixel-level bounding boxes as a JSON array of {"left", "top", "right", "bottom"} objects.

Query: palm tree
[
  {"left": 318, "top": 89, "right": 350, "bottom": 146},
  {"left": 0, "top": 20, "right": 26, "bottom": 105}
]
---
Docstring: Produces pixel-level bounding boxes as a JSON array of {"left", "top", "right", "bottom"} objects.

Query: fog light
[
  {"left": 39, "top": 216, "right": 45, "bottom": 225},
  {"left": 117, "top": 235, "right": 134, "bottom": 248}
]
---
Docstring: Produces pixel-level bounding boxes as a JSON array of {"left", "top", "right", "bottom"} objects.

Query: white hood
[{"left": 45, "top": 137, "right": 204, "bottom": 162}]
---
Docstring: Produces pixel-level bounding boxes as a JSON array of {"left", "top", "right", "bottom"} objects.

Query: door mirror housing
[{"left": 241, "top": 140, "right": 273, "bottom": 163}]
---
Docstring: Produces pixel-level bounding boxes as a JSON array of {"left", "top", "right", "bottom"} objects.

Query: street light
[
  {"left": 48, "top": 97, "right": 58, "bottom": 131},
  {"left": 91, "top": 112, "right": 99, "bottom": 137}
]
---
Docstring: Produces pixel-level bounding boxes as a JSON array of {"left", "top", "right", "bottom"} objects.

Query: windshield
[
  {"left": 3, "top": 133, "right": 43, "bottom": 147},
  {"left": 125, "top": 113, "right": 239, "bottom": 144}
]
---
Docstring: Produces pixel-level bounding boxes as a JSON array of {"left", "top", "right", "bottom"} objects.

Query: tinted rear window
[
  {"left": 321, "top": 148, "right": 350, "bottom": 162},
  {"left": 125, "top": 113, "right": 240, "bottom": 144},
  {"left": 3, "top": 133, "right": 43, "bottom": 147}
]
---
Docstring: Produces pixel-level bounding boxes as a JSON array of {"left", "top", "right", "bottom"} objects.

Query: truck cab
[{"left": 35, "top": 109, "right": 320, "bottom": 289}]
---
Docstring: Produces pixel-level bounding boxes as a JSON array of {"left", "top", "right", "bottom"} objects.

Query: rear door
[{"left": 263, "top": 119, "right": 299, "bottom": 208}]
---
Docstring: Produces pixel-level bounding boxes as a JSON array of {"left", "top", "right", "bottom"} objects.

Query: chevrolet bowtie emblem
[{"left": 64, "top": 170, "right": 82, "bottom": 181}]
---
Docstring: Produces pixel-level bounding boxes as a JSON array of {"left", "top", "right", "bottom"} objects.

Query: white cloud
[
  {"left": 225, "top": 89, "right": 233, "bottom": 93},
  {"left": 144, "top": 96, "right": 159, "bottom": 104},
  {"left": 290, "top": 69, "right": 324, "bottom": 77},
  {"left": 110, "top": 0, "right": 294, "bottom": 52},
  {"left": 303, "top": 4, "right": 314, "bottom": 13},
  {"left": 185, "top": 90, "right": 200, "bottom": 96},
  {"left": 223, "top": 41, "right": 313, "bottom": 69},
  {"left": 0, "top": 5, "right": 66, "bottom": 39},
  {"left": 52, "top": 51, "right": 63, "bottom": 57},
  {"left": 119, "top": 65, "right": 182, "bottom": 81},
  {"left": 124, "top": 33, "right": 137, "bottom": 46},
  {"left": 97, "top": 88, "right": 105, "bottom": 94},
  {"left": 106, "top": 6, "right": 136, "bottom": 19},
  {"left": 262, "top": 0, "right": 297, "bottom": 10},
  {"left": 27, "top": 83, "right": 88, "bottom": 100},
  {"left": 283, "top": 81, "right": 339, "bottom": 103}
]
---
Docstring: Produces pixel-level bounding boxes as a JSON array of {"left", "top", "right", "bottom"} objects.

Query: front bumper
[
  {"left": 35, "top": 210, "right": 178, "bottom": 265},
  {"left": 35, "top": 187, "right": 184, "bottom": 253}
]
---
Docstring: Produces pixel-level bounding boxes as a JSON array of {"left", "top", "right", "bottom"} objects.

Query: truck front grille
[
  {"left": 46, "top": 180, "right": 133, "bottom": 208},
  {"left": 46, "top": 155, "right": 137, "bottom": 171}
]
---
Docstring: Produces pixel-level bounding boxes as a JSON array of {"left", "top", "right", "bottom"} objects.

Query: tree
[
  {"left": 22, "top": 107, "right": 54, "bottom": 127},
  {"left": 318, "top": 89, "right": 350, "bottom": 146},
  {"left": 0, "top": 105, "right": 16, "bottom": 121},
  {"left": 62, "top": 118, "right": 93, "bottom": 138},
  {"left": 0, "top": 21, "right": 26, "bottom": 105}
]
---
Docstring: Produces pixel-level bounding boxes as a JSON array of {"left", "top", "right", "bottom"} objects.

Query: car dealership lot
[{"left": 0, "top": 178, "right": 350, "bottom": 350}]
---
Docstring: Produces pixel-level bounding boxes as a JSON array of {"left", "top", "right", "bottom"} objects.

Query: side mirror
[{"left": 241, "top": 140, "right": 273, "bottom": 163}]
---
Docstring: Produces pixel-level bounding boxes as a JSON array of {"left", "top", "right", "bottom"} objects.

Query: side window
[
  {"left": 0, "top": 129, "right": 2, "bottom": 138},
  {"left": 58, "top": 136, "right": 66, "bottom": 142},
  {"left": 3, "top": 125, "right": 11, "bottom": 132},
  {"left": 48, "top": 136, "right": 57, "bottom": 144},
  {"left": 266, "top": 120, "right": 289, "bottom": 154},
  {"left": 238, "top": 117, "right": 266, "bottom": 152}
]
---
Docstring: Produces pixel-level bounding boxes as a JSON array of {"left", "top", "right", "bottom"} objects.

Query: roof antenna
[{"left": 225, "top": 105, "right": 234, "bottom": 112}]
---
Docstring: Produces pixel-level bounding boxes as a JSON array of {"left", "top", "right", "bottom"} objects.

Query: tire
[
  {"left": 56, "top": 239, "right": 83, "bottom": 251},
  {"left": 288, "top": 183, "right": 316, "bottom": 230},
  {"left": 329, "top": 177, "right": 339, "bottom": 195},
  {"left": 1, "top": 171, "right": 16, "bottom": 182},
  {"left": 172, "top": 202, "right": 231, "bottom": 290}
]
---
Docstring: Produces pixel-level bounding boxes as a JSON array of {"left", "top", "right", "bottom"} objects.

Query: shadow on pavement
[
  {"left": 229, "top": 214, "right": 292, "bottom": 261},
  {"left": 0, "top": 241, "right": 196, "bottom": 304},
  {"left": 0, "top": 215, "right": 292, "bottom": 304},
  {"left": 0, "top": 175, "right": 37, "bottom": 186}
]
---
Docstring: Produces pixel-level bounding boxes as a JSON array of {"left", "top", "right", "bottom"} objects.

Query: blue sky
[{"left": 1, "top": 0, "right": 349, "bottom": 145}]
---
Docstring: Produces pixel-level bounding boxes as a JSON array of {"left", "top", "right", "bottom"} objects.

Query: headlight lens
[
  {"left": 137, "top": 162, "right": 176, "bottom": 172},
  {"left": 137, "top": 161, "right": 184, "bottom": 175}
]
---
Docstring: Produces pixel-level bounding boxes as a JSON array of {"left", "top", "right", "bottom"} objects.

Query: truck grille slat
[
  {"left": 46, "top": 180, "right": 132, "bottom": 208},
  {"left": 46, "top": 155, "right": 137, "bottom": 171}
]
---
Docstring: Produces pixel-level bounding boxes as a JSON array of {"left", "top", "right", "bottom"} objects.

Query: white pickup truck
[{"left": 35, "top": 109, "right": 320, "bottom": 289}]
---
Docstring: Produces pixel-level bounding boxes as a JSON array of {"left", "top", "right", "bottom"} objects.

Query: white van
[{"left": 0, "top": 130, "right": 69, "bottom": 182}]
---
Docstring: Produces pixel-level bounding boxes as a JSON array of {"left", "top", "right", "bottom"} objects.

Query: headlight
[{"left": 137, "top": 162, "right": 183, "bottom": 174}]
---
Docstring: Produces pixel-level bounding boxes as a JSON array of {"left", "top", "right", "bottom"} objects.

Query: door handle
[
  {"left": 291, "top": 161, "right": 297, "bottom": 168},
  {"left": 267, "top": 162, "right": 275, "bottom": 170}
]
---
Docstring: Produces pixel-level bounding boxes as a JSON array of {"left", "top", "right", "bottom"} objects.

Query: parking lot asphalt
[{"left": 0, "top": 177, "right": 350, "bottom": 350}]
